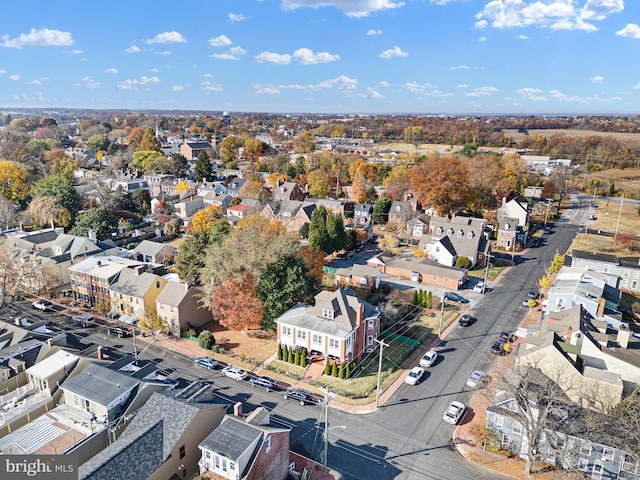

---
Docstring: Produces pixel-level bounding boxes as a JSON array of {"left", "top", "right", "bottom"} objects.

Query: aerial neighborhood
[{"left": 1, "top": 111, "right": 640, "bottom": 480}]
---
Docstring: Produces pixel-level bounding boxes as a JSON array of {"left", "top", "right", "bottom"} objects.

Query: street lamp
[{"left": 322, "top": 425, "right": 347, "bottom": 476}]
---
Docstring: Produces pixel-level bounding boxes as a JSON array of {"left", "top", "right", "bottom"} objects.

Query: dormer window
[
  {"left": 447, "top": 228, "right": 454, "bottom": 235},
  {"left": 396, "top": 205, "right": 401, "bottom": 211},
  {"left": 437, "top": 227, "right": 443, "bottom": 234},
  {"left": 457, "top": 230, "right": 463, "bottom": 237},
  {"left": 468, "top": 231, "right": 474, "bottom": 239},
  {"left": 322, "top": 309, "right": 334, "bottom": 319}
]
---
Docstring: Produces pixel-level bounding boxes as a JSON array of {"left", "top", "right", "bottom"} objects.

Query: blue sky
[{"left": 0, "top": 0, "right": 639, "bottom": 115}]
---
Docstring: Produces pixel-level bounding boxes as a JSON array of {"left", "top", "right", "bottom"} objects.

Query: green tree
[
  {"left": 308, "top": 206, "right": 331, "bottom": 254},
  {"left": 338, "top": 362, "right": 345, "bottom": 379},
  {"left": 307, "top": 169, "right": 333, "bottom": 198},
  {"left": 69, "top": 207, "right": 118, "bottom": 240},
  {"left": 257, "top": 254, "right": 315, "bottom": 331},
  {"left": 326, "top": 212, "right": 347, "bottom": 254},
  {"left": 277, "top": 343, "right": 283, "bottom": 360},
  {"left": 174, "top": 231, "right": 209, "bottom": 285},
  {"left": 299, "top": 222, "right": 310, "bottom": 239},
  {"left": 194, "top": 151, "right": 213, "bottom": 183},
  {"left": 455, "top": 256, "right": 472, "bottom": 269},
  {"left": 31, "top": 173, "right": 80, "bottom": 219},
  {"left": 131, "top": 189, "right": 151, "bottom": 215},
  {"left": 132, "top": 150, "right": 163, "bottom": 171},
  {"left": 208, "top": 218, "right": 231, "bottom": 245},
  {"left": 426, "top": 291, "right": 432, "bottom": 309},
  {"left": 372, "top": 197, "right": 392, "bottom": 224},
  {"left": 365, "top": 186, "right": 378, "bottom": 204},
  {"left": 331, "top": 362, "right": 338, "bottom": 377},
  {"left": 294, "top": 347, "right": 300, "bottom": 365},
  {"left": 86, "top": 134, "right": 109, "bottom": 152},
  {"left": 324, "top": 360, "right": 331, "bottom": 375},
  {"left": 139, "top": 127, "right": 162, "bottom": 152},
  {"left": 299, "top": 348, "right": 307, "bottom": 367},
  {"left": 345, "top": 361, "right": 351, "bottom": 378},
  {"left": 164, "top": 217, "right": 182, "bottom": 237},
  {"left": 413, "top": 290, "right": 419, "bottom": 305},
  {"left": 287, "top": 347, "right": 294, "bottom": 363},
  {"left": 170, "top": 153, "right": 189, "bottom": 176},
  {"left": 198, "top": 330, "right": 216, "bottom": 350},
  {"left": 609, "top": 178, "right": 615, "bottom": 196}
]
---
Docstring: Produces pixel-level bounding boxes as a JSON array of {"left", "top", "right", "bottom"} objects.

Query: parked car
[
  {"left": 531, "top": 238, "right": 540, "bottom": 247},
  {"left": 419, "top": 351, "right": 438, "bottom": 368},
  {"left": 283, "top": 387, "right": 318, "bottom": 405},
  {"left": 71, "top": 314, "right": 94, "bottom": 327},
  {"left": 107, "top": 326, "right": 132, "bottom": 338},
  {"left": 458, "top": 314, "right": 474, "bottom": 327},
  {"left": 32, "top": 300, "right": 54, "bottom": 312},
  {"left": 466, "top": 370, "right": 488, "bottom": 389},
  {"left": 404, "top": 366, "right": 425, "bottom": 385},
  {"left": 444, "top": 292, "right": 469, "bottom": 304},
  {"left": 527, "top": 288, "right": 538, "bottom": 300},
  {"left": 222, "top": 366, "right": 248, "bottom": 381},
  {"left": 543, "top": 226, "right": 552, "bottom": 234},
  {"left": 499, "top": 331, "right": 516, "bottom": 343},
  {"left": 473, "top": 282, "right": 485, "bottom": 294},
  {"left": 490, "top": 341, "right": 507, "bottom": 355},
  {"left": 443, "top": 401, "right": 466, "bottom": 425},
  {"left": 249, "top": 376, "right": 278, "bottom": 391},
  {"left": 194, "top": 356, "right": 219, "bottom": 370}
]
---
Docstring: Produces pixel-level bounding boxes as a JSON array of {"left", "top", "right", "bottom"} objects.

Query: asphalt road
[{"left": 4, "top": 198, "right": 584, "bottom": 480}]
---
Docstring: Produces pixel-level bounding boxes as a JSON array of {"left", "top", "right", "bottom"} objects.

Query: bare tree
[{"left": 0, "top": 197, "right": 19, "bottom": 231}]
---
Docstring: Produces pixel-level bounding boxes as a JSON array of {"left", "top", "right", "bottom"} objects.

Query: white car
[
  {"left": 473, "top": 282, "right": 485, "bottom": 294},
  {"left": 222, "top": 366, "right": 248, "bottom": 381},
  {"left": 443, "top": 401, "right": 466, "bottom": 425},
  {"left": 466, "top": 370, "right": 488, "bottom": 389},
  {"left": 32, "top": 300, "right": 54, "bottom": 311},
  {"left": 404, "top": 366, "right": 425, "bottom": 385},
  {"left": 419, "top": 351, "right": 438, "bottom": 368}
]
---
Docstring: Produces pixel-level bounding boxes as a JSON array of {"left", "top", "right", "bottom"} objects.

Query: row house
[
  {"left": 496, "top": 217, "right": 527, "bottom": 250},
  {"left": 109, "top": 267, "right": 167, "bottom": 321},
  {"left": 421, "top": 215, "right": 490, "bottom": 267},
  {"left": 276, "top": 288, "right": 380, "bottom": 362},
  {"left": 155, "top": 282, "right": 211, "bottom": 337},
  {"left": 572, "top": 249, "right": 640, "bottom": 293}
]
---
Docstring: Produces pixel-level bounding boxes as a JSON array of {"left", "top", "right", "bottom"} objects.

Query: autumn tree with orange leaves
[
  {"left": 185, "top": 205, "right": 223, "bottom": 234},
  {"left": 409, "top": 157, "right": 470, "bottom": 216},
  {"left": 210, "top": 272, "right": 264, "bottom": 330},
  {"left": 300, "top": 245, "right": 325, "bottom": 285}
]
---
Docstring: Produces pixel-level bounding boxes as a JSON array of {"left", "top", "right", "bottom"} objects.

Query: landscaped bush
[
  {"left": 198, "top": 331, "right": 216, "bottom": 350},
  {"left": 277, "top": 343, "right": 283, "bottom": 360}
]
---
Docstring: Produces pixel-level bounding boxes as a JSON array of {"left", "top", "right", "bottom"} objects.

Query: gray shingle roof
[
  {"left": 61, "top": 362, "right": 139, "bottom": 406},
  {"left": 199, "top": 416, "right": 262, "bottom": 461},
  {"left": 110, "top": 268, "right": 161, "bottom": 297}
]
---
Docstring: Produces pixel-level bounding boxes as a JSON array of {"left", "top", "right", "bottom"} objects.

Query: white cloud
[
  {"left": 329, "top": 75, "right": 358, "bottom": 91},
  {"left": 367, "top": 29, "right": 382, "bottom": 35},
  {"left": 28, "top": 77, "right": 48, "bottom": 85},
  {"left": 146, "top": 31, "right": 186, "bottom": 44},
  {"left": 589, "top": 75, "right": 604, "bottom": 84},
  {"left": 117, "top": 75, "right": 160, "bottom": 90},
  {"left": 149, "top": 68, "right": 159, "bottom": 72},
  {"left": 8, "top": 74, "right": 20, "bottom": 81},
  {"left": 281, "top": 0, "right": 404, "bottom": 18},
  {"left": 155, "top": 50, "right": 172, "bottom": 55},
  {"left": 366, "top": 88, "right": 385, "bottom": 99},
  {"left": 478, "top": 36, "right": 487, "bottom": 42},
  {"left": 209, "top": 35, "right": 232, "bottom": 47},
  {"left": 74, "top": 76, "right": 100, "bottom": 89},
  {"left": 171, "top": 85, "right": 183, "bottom": 92},
  {"left": 0, "top": 69, "right": 6, "bottom": 74},
  {"left": 516, "top": 87, "right": 546, "bottom": 101},
  {"left": 379, "top": 46, "right": 408, "bottom": 59},
  {"left": 403, "top": 81, "right": 435, "bottom": 93},
  {"left": 457, "top": 83, "right": 469, "bottom": 88},
  {"left": 450, "top": 65, "right": 469, "bottom": 70},
  {"left": 202, "top": 82, "right": 222, "bottom": 93},
  {"left": 104, "top": 68, "right": 118, "bottom": 74},
  {"left": 516, "top": 34, "right": 528, "bottom": 40},
  {"left": 580, "top": 0, "right": 623, "bottom": 21},
  {"left": 424, "top": 89, "right": 453, "bottom": 97},
  {"left": 549, "top": 89, "right": 587, "bottom": 102},
  {"left": 633, "top": 83, "right": 640, "bottom": 90},
  {"left": 203, "top": 73, "right": 213, "bottom": 78},
  {"left": 253, "top": 84, "right": 280, "bottom": 95},
  {"left": 255, "top": 51, "right": 291, "bottom": 64},
  {"left": 125, "top": 45, "right": 141, "bottom": 53},
  {"left": 210, "top": 53, "right": 237, "bottom": 61},
  {"left": 616, "top": 23, "right": 640, "bottom": 39},
  {"left": 0, "top": 28, "right": 73, "bottom": 48},
  {"left": 465, "top": 86, "right": 499, "bottom": 97},
  {"left": 378, "top": 80, "right": 390, "bottom": 87},
  {"left": 293, "top": 48, "right": 340, "bottom": 64},
  {"left": 229, "top": 12, "right": 247, "bottom": 22},
  {"left": 474, "top": 0, "right": 614, "bottom": 32},
  {"left": 70, "top": 49, "right": 83, "bottom": 54}
]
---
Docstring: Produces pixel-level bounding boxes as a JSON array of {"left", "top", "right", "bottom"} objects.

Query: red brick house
[{"left": 275, "top": 288, "right": 381, "bottom": 362}]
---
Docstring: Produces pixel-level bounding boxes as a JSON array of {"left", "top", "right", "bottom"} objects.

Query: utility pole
[
  {"left": 613, "top": 193, "right": 624, "bottom": 245},
  {"left": 438, "top": 293, "right": 445, "bottom": 340},
  {"left": 482, "top": 252, "right": 494, "bottom": 295},
  {"left": 320, "top": 387, "right": 338, "bottom": 476},
  {"left": 374, "top": 338, "right": 389, "bottom": 408}
]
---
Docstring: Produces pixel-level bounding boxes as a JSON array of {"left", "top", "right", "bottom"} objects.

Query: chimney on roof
[
  {"left": 233, "top": 402, "right": 243, "bottom": 417},
  {"left": 88, "top": 229, "right": 97, "bottom": 241},
  {"left": 502, "top": 196, "right": 507, "bottom": 208},
  {"left": 617, "top": 324, "right": 630, "bottom": 349},
  {"left": 97, "top": 345, "right": 105, "bottom": 360}
]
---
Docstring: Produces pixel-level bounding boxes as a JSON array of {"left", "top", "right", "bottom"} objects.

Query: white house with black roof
[{"left": 198, "top": 407, "right": 290, "bottom": 480}]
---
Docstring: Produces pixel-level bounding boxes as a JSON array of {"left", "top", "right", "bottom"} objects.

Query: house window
[
  {"left": 322, "top": 309, "right": 334, "bottom": 319},
  {"left": 623, "top": 269, "right": 630, "bottom": 277},
  {"left": 602, "top": 448, "right": 614, "bottom": 462},
  {"left": 555, "top": 435, "right": 565, "bottom": 449},
  {"left": 578, "top": 458, "right": 588, "bottom": 471},
  {"left": 592, "top": 463, "right": 603, "bottom": 479},
  {"left": 313, "top": 334, "right": 322, "bottom": 344},
  {"left": 265, "top": 436, "right": 271, "bottom": 453},
  {"left": 580, "top": 443, "right": 592, "bottom": 456},
  {"left": 230, "top": 462, "right": 235, "bottom": 471},
  {"left": 502, "top": 434, "right": 509, "bottom": 447},
  {"left": 632, "top": 280, "right": 638, "bottom": 290},
  {"left": 329, "top": 338, "right": 339, "bottom": 349},
  {"left": 567, "top": 438, "right": 575, "bottom": 450},
  {"left": 500, "top": 238, "right": 505, "bottom": 245},
  {"left": 622, "top": 455, "right": 636, "bottom": 472},
  {"left": 367, "top": 335, "right": 373, "bottom": 346},
  {"left": 215, "top": 455, "right": 220, "bottom": 469},
  {"left": 368, "top": 319, "right": 374, "bottom": 329},
  {"left": 297, "top": 331, "right": 306, "bottom": 341},
  {"left": 512, "top": 422, "right": 522, "bottom": 434},
  {"left": 494, "top": 416, "right": 503, "bottom": 429},
  {"left": 179, "top": 445, "right": 185, "bottom": 459},
  {"left": 634, "top": 270, "right": 639, "bottom": 279},
  {"left": 221, "top": 458, "right": 227, "bottom": 472}
]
